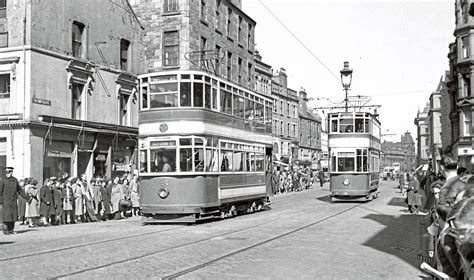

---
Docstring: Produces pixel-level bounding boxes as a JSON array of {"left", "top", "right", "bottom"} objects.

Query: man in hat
[{"left": 0, "top": 167, "right": 28, "bottom": 234}]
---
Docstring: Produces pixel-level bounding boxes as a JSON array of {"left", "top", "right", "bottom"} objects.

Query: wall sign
[{"left": 32, "top": 97, "right": 51, "bottom": 106}]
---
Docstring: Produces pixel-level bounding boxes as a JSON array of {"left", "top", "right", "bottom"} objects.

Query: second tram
[{"left": 328, "top": 111, "right": 381, "bottom": 201}]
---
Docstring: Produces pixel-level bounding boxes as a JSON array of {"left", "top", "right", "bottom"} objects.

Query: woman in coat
[
  {"left": 110, "top": 177, "right": 124, "bottom": 220},
  {"left": 130, "top": 175, "right": 140, "bottom": 216},
  {"left": 52, "top": 181, "right": 65, "bottom": 225},
  {"left": 39, "top": 179, "right": 54, "bottom": 225},
  {"left": 17, "top": 179, "right": 27, "bottom": 225},
  {"left": 100, "top": 180, "right": 112, "bottom": 220},
  {"left": 72, "top": 178, "right": 84, "bottom": 223},
  {"left": 63, "top": 179, "right": 75, "bottom": 224},
  {"left": 406, "top": 173, "right": 422, "bottom": 214},
  {"left": 26, "top": 179, "right": 40, "bottom": 228}
]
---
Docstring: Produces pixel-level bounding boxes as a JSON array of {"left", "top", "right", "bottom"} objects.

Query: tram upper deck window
[
  {"left": 234, "top": 95, "right": 244, "bottom": 117},
  {"left": 355, "top": 118, "right": 364, "bottom": 133},
  {"left": 339, "top": 118, "right": 354, "bottom": 133},
  {"left": 180, "top": 82, "right": 191, "bottom": 107},
  {"left": 331, "top": 119, "right": 338, "bottom": 133},
  {"left": 193, "top": 82, "right": 204, "bottom": 107},
  {"left": 149, "top": 83, "right": 178, "bottom": 108},
  {"left": 220, "top": 89, "right": 232, "bottom": 114}
]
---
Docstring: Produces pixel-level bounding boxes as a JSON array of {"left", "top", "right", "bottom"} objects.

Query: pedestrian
[
  {"left": 17, "top": 178, "right": 27, "bottom": 225},
  {"left": 406, "top": 173, "right": 422, "bottom": 214},
  {"left": 63, "top": 178, "right": 75, "bottom": 224},
  {"left": 110, "top": 177, "right": 124, "bottom": 220},
  {"left": 39, "top": 178, "right": 54, "bottom": 226},
  {"left": 26, "top": 179, "right": 40, "bottom": 228},
  {"left": 52, "top": 179, "right": 65, "bottom": 225},
  {"left": 0, "top": 167, "right": 28, "bottom": 234},
  {"left": 100, "top": 179, "right": 112, "bottom": 220},
  {"left": 130, "top": 174, "right": 140, "bottom": 216},
  {"left": 318, "top": 169, "right": 325, "bottom": 188},
  {"left": 92, "top": 178, "right": 102, "bottom": 219},
  {"left": 72, "top": 177, "right": 84, "bottom": 223}
]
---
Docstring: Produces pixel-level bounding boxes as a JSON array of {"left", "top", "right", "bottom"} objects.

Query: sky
[{"left": 243, "top": 0, "right": 455, "bottom": 142}]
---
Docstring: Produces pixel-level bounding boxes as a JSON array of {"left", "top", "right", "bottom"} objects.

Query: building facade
[
  {"left": 381, "top": 132, "right": 416, "bottom": 172},
  {"left": 428, "top": 78, "right": 444, "bottom": 172},
  {"left": 0, "top": 0, "right": 142, "bottom": 180},
  {"left": 271, "top": 68, "right": 299, "bottom": 165},
  {"left": 297, "top": 88, "right": 321, "bottom": 166},
  {"left": 414, "top": 103, "right": 430, "bottom": 168},
  {"left": 254, "top": 50, "right": 272, "bottom": 99}
]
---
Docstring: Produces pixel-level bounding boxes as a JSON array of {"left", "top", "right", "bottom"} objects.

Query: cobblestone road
[{"left": 0, "top": 180, "right": 428, "bottom": 279}]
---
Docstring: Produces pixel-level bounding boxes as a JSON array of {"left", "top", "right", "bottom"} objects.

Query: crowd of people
[
  {"left": 270, "top": 166, "right": 325, "bottom": 194},
  {"left": 0, "top": 167, "right": 141, "bottom": 235},
  {"left": 410, "top": 155, "right": 473, "bottom": 279}
]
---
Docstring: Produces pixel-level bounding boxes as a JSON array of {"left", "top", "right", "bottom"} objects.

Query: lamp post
[{"left": 340, "top": 61, "right": 353, "bottom": 112}]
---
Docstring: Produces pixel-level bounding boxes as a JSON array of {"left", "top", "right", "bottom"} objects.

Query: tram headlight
[
  {"left": 158, "top": 188, "right": 169, "bottom": 199},
  {"left": 343, "top": 179, "right": 350, "bottom": 186}
]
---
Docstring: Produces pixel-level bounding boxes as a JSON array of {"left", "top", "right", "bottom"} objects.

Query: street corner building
[{"left": 0, "top": 0, "right": 143, "bottom": 181}]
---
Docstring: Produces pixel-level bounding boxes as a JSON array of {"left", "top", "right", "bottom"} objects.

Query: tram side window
[
  {"left": 255, "top": 153, "right": 264, "bottom": 171},
  {"left": 364, "top": 119, "right": 370, "bottom": 133},
  {"left": 194, "top": 82, "right": 204, "bottom": 107},
  {"left": 233, "top": 151, "right": 244, "bottom": 171},
  {"left": 355, "top": 118, "right": 364, "bottom": 133},
  {"left": 331, "top": 119, "right": 338, "bottom": 133},
  {"left": 150, "top": 149, "right": 176, "bottom": 172},
  {"left": 233, "top": 95, "right": 244, "bottom": 118},
  {"left": 179, "top": 147, "right": 192, "bottom": 172},
  {"left": 220, "top": 150, "right": 233, "bottom": 171},
  {"left": 140, "top": 150, "right": 148, "bottom": 173},
  {"left": 205, "top": 148, "right": 219, "bottom": 171},
  {"left": 149, "top": 83, "right": 178, "bottom": 108},
  {"left": 356, "top": 149, "right": 368, "bottom": 172},
  {"left": 195, "top": 147, "right": 204, "bottom": 171},
  {"left": 180, "top": 82, "right": 191, "bottom": 107},
  {"left": 338, "top": 157, "right": 354, "bottom": 172},
  {"left": 339, "top": 118, "right": 354, "bottom": 133},
  {"left": 205, "top": 84, "right": 212, "bottom": 109}
]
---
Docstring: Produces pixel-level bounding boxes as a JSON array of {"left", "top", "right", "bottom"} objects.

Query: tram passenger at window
[
  {"left": 162, "top": 154, "right": 173, "bottom": 172},
  {"left": 151, "top": 151, "right": 164, "bottom": 172}
]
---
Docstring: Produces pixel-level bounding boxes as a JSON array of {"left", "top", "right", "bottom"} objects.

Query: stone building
[
  {"left": 428, "top": 78, "right": 444, "bottom": 172},
  {"left": 297, "top": 88, "right": 321, "bottom": 166},
  {"left": 444, "top": 0, "right": 474, "bottom": 171},
  {"left": 0, "top": 0, "right": 142, "bottom": 180},
  {"left": 381, "top": 132, "right": 416, "bottom": 172},
  {"left": 271, "top": 68, "right": 299, "bottom": 165},
  {"left": 254, "top": 50, "right": 272, "bottom": 98},
  {"left": 414, "top": 103, "right": 430, "bottom": 168}
]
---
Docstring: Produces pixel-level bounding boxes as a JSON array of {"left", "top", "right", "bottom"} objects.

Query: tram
[
  {"left": 327, "top": 111, "right": 381, "bottom": 201},
  {"left": 138, "top": 70, "right": 273, "bottom": 223}
]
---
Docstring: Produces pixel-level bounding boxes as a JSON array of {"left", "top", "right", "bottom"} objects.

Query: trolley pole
[{"left": 340, "top": 61, "right": 353, "bottom": 112}]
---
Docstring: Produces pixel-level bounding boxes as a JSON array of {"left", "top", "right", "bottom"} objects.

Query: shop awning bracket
[{"left": 43, "top": 119, "right": 54, "bottom": 155}]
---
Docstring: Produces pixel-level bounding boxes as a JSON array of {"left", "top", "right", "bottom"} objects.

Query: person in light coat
[
  {"left": 26, "top": 179, "right": 40, "bottom": 228},
  {"left": 130, "top": 174, "right": 140, "bottom": 216},
  {"left": 110, "top": 177, "right": 124, "bottom": 220}
]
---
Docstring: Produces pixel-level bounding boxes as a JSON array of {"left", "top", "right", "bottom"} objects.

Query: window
[
  {"left": 0, "top": 74, "right": 9, "bottom": 94},
  {"left": 164, "top": 0, "right": 179, "bottom": 13},
  {"left": 0, "top": 0, "right": 7, "bottom": 48},
  {"left": 238, "top": 57, "right": 243, "bottom": 84},
  {"left": 71, "top": 84, "right": 84, "bottom": 120},
  {"left": 238, "top": 16, "right": 243, "bottom": 43},
  {"left": 149, "top": 77, "right": 178, "bottom": 108},
  {"left": 119, "top": 94, "right": 130, "bottom": 126},
  {"left": 180, "top": 82, "right": 191, "bottom": 107},
  {"left": 227, "top": 8, "right": 232, "bottom": 37},
  {"left": 339, "top": 118, "right": 354, "bottom": 133},
  {"left": 215, "top": 44, "right": 221, "bottom": 75},
  {"left": 200, "top": 0, "right": 207, "bottom": 22},
  {"left": 227, "top": 51, "right": 232, "bottom": 81},
  {"left": 193, "top": 82, "right": 204, "bottom": 107},
  {"left": 72, "top": 21, "right": 85, "bottom": 58},
  {"left": 462, "top": 36, "right": 470, "bottom": 58},
  {"left": 336, "top": 152, "right": 355, "bottom": 172},
  {"left": 247, "top": 63, "right": 252, "bottom": 88},
  {"left": 163, "top": 31, "right": 179, "bottom": 67},
  {"left": 464, "top": 76, "right": 471, "bottom": 97},
  {"left": 247, "top": 23, "right": 253, "bottom": 50},
  {"left": 120, "top": 39, "right": 130, "bottom": 71},
  {"left": 215, "top": 0, "right": 221, "bottom": 29},
  {"left": 220, "top": 89, "right": 232, "bottom": 114},
  {"left": 141, "top": 86, "right": 148, "bottom": 109},
  {"left": 200, "top": 37, "right": 207, "bottom": 68}
]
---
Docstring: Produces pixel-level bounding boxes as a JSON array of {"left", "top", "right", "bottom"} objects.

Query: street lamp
[{"left": 340, "top": 61, "right": 353, "bottom": 112}]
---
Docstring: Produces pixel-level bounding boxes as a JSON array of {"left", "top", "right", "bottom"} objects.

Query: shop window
[
  {"left": 163, "top": 31, "right": 179, "bottom": 67},
  {"left": 120, "top": 39, "right": 130, "bottom": 71},
  {"left": 71, "top": 84, "right": 84, "bottom": 120},
  {"left": 72, "top": 21, "right": 85, "bottom": 58},
  {"left": 164, "top": 0, "right": 179, "bottom": 13}
]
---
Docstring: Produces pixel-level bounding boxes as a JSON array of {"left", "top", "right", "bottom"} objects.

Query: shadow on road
[
  {"left": 0, "top": 241, "right": 15, "bottom": 245},
  {"left": 361, "top": 212, "right": 429, "bottom": 277}
]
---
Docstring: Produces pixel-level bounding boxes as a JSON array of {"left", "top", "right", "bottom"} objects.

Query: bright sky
[{"left": 243, "top": 0, "right": 454, "bottom": 142}]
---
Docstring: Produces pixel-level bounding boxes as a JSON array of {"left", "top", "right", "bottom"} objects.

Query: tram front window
[
  {"left": 339, "top": 119, "right": 354, "bottom": 133},
  {"left": 338, "top": 157, "right": 355, "bottom": 172},
  {"left": 150, "top": 149, "right": 176, "bottom": 172}
]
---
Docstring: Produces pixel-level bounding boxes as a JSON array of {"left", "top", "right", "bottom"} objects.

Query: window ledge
[{"left": 163, "top": 11, "right": 181, "bottom": 16}]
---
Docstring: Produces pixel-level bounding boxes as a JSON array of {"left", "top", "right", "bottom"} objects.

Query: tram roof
[{"left": 328, "top": 111, "right": 380, "bottom": 125}]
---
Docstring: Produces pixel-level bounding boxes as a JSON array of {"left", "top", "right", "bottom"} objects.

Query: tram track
[{"left": 50, "top": 201, "right": 363, "bottom": 279}]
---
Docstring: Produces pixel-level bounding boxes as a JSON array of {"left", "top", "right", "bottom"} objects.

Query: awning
[{"left": 274, "top": 160, "right": 289, "bottom": 166}]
